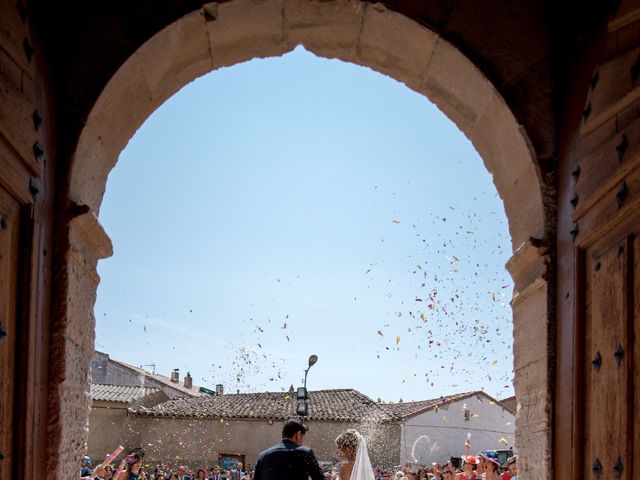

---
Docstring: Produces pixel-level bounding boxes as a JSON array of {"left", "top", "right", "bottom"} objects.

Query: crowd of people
[
  {"left": 81, "top": 419, "right": 518, "bottom": 480},
  {"left": 81, "top": 451, "right": 518, "bottom": 480},
  {"left": 377, "top": 453, "right": 518, "bottom": 480},
  {"left": 80, "top": 455, "right": 253, "bottom": 480}
]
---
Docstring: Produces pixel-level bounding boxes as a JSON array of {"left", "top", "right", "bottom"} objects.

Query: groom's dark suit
[{"left": 253, "top": 439, "right": 324, "bottom": 480}]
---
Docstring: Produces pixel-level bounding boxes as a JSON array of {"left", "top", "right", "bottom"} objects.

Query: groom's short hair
[{"left": 282, "top": 418, "right": 308, "bottom": 438}]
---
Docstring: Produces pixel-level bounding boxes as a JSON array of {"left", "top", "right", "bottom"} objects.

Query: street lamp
[
  {"left": 304, "top": 354, "right": 318, "bottom": 386},
  {"left": 296, "top": 354, "right": 318, "bottom": 417}
]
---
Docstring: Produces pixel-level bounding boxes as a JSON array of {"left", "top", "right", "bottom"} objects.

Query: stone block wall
[
  {"left": 65, "top": 2, "right": 552, "bottom": 479},
  {"left": 507, "top": 241, "right": 552, "bottom": 480},
  {"left": 0, "top": 1, "right": 562, "bottom": 478}
]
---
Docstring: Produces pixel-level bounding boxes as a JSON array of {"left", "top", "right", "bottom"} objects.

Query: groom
[{"left": 253, "top": 418, "right": 325, "bottom": 480}]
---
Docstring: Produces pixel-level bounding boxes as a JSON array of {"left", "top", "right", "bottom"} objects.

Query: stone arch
[
  {"left": 70, "top": 0, "right": 545, "bottom": 249},
  {"left": 66, "top": 1, "right": 551, "bottom": 478}
]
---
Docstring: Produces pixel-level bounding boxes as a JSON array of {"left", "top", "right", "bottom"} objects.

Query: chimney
[
  {"left": 215, "top": 384, "right": 224, "bottom": 396},
  {"left": 184, "top": 372, "right": 193, "bottom": 389},
  {"left": 171, "top": 368, "right": 179, "bottom": 383}
]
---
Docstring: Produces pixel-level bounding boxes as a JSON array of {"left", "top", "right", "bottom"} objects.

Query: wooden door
[
  {"left": 0, "top": 183, "right": 31, "bottom": 479},
  {"left": 577, "top": 227, "right": 634, "bottom": 480},
  {"left": 554, "top": 4, "right": 640, "bottom": 475},
  {"left": 0, "top": 2, "right": 45, "bottom": 474},
  {"left": 562, "top": 109, "right": 640, "bottom": 480},
  {"left": 0, "top": 185, "right": 28, "bottom": 480}
]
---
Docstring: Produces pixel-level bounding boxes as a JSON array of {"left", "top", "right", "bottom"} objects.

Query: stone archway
[{"left": 65, "top": 1, "right": 550, "bottom": 478}]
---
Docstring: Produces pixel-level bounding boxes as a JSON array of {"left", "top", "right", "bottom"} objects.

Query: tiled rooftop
[
  {"left": 107, "top": 356, "right": 204, "bottom": 397},
  {"left": 128, "top": 389, "right": 508, "bottom": 422},
  {"left": 130, "top": 388, "right": 398, "bottom": 422},
  {"left": 91, "top": 383, "right": 162, "bottom": 403},
  {"left": 378, "top": 391, "right": 479, "bottom": 418}
]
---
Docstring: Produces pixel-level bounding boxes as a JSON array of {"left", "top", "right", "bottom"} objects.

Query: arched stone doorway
[
  {"left": 71, "top": 0, "right": 547, "bottom": 247},
  {"left": 55, "top": 1, "right": 550, "bottom": 478}
]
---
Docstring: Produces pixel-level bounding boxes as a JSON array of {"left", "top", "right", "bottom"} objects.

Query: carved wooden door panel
[
  {"left": 0, "top": 2, "right": 43, "bottom": 474},
  {"left": 570, "top": 119, "right": 640, "bottom": 480},
  {"left": 579, "top": 232, "right": 631, "bottom": 480},
  {"left": 0, "top": 186, "right": 26, "bottom": 480},
  {"left": 553, "top": 4, "right": 640, "bottom": 478}
]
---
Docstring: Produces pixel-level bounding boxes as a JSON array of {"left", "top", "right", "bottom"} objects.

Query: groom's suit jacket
[{"left": 253, "top": 439, "right": 325, "bottom": 480}]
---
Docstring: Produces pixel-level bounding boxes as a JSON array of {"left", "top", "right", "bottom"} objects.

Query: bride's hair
[{"left": 335, "top": 429, "right": 359, "bottom": 459}]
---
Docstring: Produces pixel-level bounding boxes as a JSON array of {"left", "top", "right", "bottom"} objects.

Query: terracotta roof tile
[
  {"left": 91, "top": 383, "right": 162, "bottom": 403},
  {"left": 130, "top": 388, "right": 396, "bottom": 422},
  {"left": 379, "top": 391, "right": 496, "bottom": 419},
  {"left": 107, "top": 356, "right": 204, "bottom": 397},
  {"left": 129, "top": 389, "right": 509, "bottom": 423}
]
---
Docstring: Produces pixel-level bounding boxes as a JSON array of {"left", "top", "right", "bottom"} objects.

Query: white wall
[{"left": 400, "top": 395, "right": 515, "bottom": 465}]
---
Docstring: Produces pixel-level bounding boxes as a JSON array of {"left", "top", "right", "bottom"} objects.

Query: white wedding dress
[{"left": 348, "top": 432, "right": 376, "bottom": 480}]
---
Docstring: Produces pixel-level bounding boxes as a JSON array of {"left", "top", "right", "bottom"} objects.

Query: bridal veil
[{"left": 350, "top": 432, "right": 376, "bottom": 480}]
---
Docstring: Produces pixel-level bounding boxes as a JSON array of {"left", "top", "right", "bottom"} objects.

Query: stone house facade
[
  {"left": 88, "top": 384, "right": 171, "bottom": 462},
  {"left": 91, "top": 351, "right": 205, "bottom": 399},
  {"left": 126, "top": 388, "right": 400, "bottom": 468},
  {"left": 87, "top": 389, "right": 514, "bottom": 469}
]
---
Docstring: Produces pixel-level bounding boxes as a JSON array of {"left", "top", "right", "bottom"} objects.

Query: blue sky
[{"left": 94, "top": 47, "right": 513, "bottom": 402}]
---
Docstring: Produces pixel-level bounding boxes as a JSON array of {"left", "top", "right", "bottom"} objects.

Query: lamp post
[
  {"left": 296, "top": 354, "right": 318, "bottom": 418},
  {"left": 304, "top": 354, "right": 318, "bottom": 389}
]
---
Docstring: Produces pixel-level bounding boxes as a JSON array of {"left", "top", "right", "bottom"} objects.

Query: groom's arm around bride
[{"left": 253, "top": 419, "right": 325, "bottom": 480}]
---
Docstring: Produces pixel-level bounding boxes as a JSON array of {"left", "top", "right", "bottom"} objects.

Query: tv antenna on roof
[{"left": 141, "top": 363, "right": 156, "bottom": 374}]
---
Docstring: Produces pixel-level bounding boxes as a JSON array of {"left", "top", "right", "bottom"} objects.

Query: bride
[{"left": 335, "top": 430, "right": 376, "bottom": 480}]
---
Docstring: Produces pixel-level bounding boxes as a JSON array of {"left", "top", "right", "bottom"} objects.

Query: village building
[
  {"left": 86, "top": 388, "right": 514, "bottom": 468},
  {"left": 499, "top": 396, "right": 516, "bottom": 415},
  {"left": 87, "top": 384, "right": 171, "bottom": 463},
  {"left": 91, "top": 351, "right": 206, "bottom": 399},
  {"left": 379, "top": 392, "right": 515, "bottom": 465},
  {"left": 87, "top": 351, "right": 213, "bottom": 464}
]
